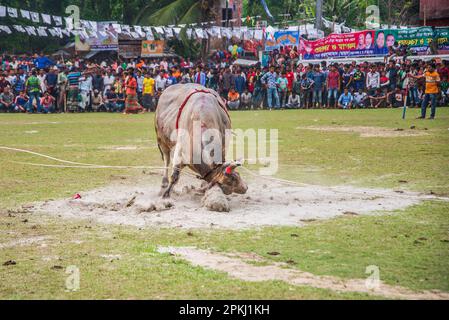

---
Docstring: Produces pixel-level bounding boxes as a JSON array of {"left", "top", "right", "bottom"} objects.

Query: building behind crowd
[{"left": 420, "top": 0, "right": 449, "bottom": 26}]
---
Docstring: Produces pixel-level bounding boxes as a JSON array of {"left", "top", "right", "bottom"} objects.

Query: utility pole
[{"left": 315, "top": 0, "right": 323, "bottom": 30}]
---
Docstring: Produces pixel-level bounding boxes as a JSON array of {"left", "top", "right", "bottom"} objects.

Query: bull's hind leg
[
  {"left": 158, "top": 143, "right": 171, "bottom": 196},
  {"left": 162, "top": 143, "right": 184, "bottom": 199},
  {"left": 162, "top": 164, "right": 184, "bottom": 198}
]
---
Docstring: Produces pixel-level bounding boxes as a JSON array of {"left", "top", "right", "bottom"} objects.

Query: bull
[{"left": 155, "top": 83, "right": 248, "bottom": 199}]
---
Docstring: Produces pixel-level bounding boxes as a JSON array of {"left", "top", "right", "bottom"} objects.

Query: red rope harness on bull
[{"left": 175, "top": 89, "right": 231, "bottom": 130}]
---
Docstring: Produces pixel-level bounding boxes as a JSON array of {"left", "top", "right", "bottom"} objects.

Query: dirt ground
[
  {"left": 296, "top": 125, "right": 429, "bottom": 137},
  {"left": 158, "top": 246, "right": 449, "bottom": 300},
  {"left": 27, "top": 173, "right": 446, "bottom": 230}
]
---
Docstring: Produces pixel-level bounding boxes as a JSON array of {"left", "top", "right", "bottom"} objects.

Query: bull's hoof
[{"left": 162, "top": 189, "right": 171, "bottom": 199}]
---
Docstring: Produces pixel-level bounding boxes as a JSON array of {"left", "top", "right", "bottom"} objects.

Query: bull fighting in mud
[{"left": 155, "top": 83, "right": 248, "bottom": 202}]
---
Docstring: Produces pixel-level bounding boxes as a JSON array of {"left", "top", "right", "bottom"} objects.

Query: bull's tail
[{"left": 157, "top": 143, "right": 164, "bottom": 161}]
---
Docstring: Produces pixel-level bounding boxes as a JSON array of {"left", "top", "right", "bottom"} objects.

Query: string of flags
[{"left": 0, "top": 4, "right": 277, "bottom": 42}]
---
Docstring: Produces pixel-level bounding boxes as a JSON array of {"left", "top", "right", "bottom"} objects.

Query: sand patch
[
  {"left": 297, "top": 126, "right": 428, "bottom": 138},
  {"left": 0, "top": 236, "right": 49, "bottom": 249},
  {"left": 98, "top": 145, "right": 140, "bottom": 151},
  {"left": 26, "top": 174, "right": 447, "bottom": 230},
  {"left": 158, "top": 246, "right": 449, "bottom": 300}
]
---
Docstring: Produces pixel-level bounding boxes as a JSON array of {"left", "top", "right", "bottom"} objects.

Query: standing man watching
[
  {"left": 413, "top": 63, "right": 440, "bottom": 119},
  {"left": 25, "top": 70, "right": 42, "bottom": 113},
  {"left": 261, "top": 66, "right": 280, "bottom": 110}
]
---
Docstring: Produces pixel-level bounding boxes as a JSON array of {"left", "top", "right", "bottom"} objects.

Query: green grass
[{"left": 0, "top": 109, "right": 448, "bottom": 299}]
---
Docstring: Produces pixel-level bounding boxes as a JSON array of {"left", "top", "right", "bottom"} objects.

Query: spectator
[
  {"left": 261, "top": 66, "right": 280, "bottom": 110},
  {"left": 286, "top": 91, "right": 300, "bottom": 109},
  {"left": 40, "top": 91, "right": 56, "bottom": 113},
  {"left": 0, "top": 86, "right": 15, "bottom": 112},
  {"left": 227, "top": 88, "right": 240, "bottom": 110},
  {"left": 413, "top": 63, "right": 440, "bottom": 119},
  {"left": 338, "top": 88, "right": 353, "bottom": 109},
  {"left": 240, "top": 89, "right": 252, "bottom": 110}
]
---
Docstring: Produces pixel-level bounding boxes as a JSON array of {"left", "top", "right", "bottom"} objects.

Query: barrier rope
[{"left": 2, "top": 146, "right": 448, "bottom": 202}]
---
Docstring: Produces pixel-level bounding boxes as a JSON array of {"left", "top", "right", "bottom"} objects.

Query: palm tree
[{"left": 134, "top": 0, "right": 216, "bottom": 26}]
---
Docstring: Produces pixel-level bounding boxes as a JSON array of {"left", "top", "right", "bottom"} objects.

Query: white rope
[{"left": 3, "top": 145, "right": 448, "bottom": 202}]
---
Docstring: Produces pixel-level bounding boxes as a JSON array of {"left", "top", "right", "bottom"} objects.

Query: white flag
[
  {"left": 37, "top": 27, "right": 48, "bottom": 37},
  {"left": 30, "top": 11, "right": 40, "bottom": 23},
  {"left": 173, "top": 27, "right": 181, "bottom": 38},
  {"left": 254, "top": 29, "right": 263, "bottom": 40},
  {"left": 7, "top": 7, "right": 18, "bottom": 18},
  {"left": 20, "top": 9, "right": 31, "bottom": 20},
  {"left": 42, "top": 13, "right": 52, "bottom": 25},
  {"left": 89, "top": 21, "right": 98, "bottom": 32},
  {"left": 65, "top": 17, "right": 74, "bottom": 30},
  {"left": 24, "top": 26, "right": 37, "bottom": 36},
  {"left": 48, "top": 28, "right": 57, "bottom": 37},
  {"left": 164, "top": 27, "right": 173, "bottom": 38},
  {"left": 154, "top": 26, "right": 164, "bottom": 34},
  {"left": 195, "top": 28, "right": 204, "bottom": 39},
  {"left": 61, "top": 29, "right": 71, "bottom": 37},
  {"left": 53, "top": 16, "right": 63, "bottom": 26},
  {"left": 112, "top": 23, "right": 121, "bottom": 33},
  {"left": 13, "top": 25, "right": 26, "bottom": 33},
  {"left": 0, "top": 25, "right": 12, "bottom": 34}
]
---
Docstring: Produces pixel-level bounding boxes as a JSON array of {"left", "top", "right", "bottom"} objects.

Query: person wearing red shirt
[
  {"left": 124, "top": 68, "right": 145, "bottom": 114},
  {"left": 326, "top": 65, "right": 341, "bottom": 109},
  {"left": 285, "top": 66, "right": 295, "bottom": 92}
]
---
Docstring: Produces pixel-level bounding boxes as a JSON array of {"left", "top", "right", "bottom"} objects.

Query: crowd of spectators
[{"left": 0, "top": 46, "right": 448, "bottom": 119}]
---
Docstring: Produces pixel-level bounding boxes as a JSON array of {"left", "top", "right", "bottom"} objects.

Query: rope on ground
[{"left": 2, "top": 145, "right": 448, "bottom": 202}]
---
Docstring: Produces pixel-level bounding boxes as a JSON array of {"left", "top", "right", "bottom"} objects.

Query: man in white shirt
[
  {"left": 240, "top": 90, "right": 252, "bottom": 109},
  {"left": 286, "top": 92, "right": 300, "bottom": 109},
  {"left": 79, "top": 75, "right": 93, "bottom": 110},
  {"left": 353, "top": 88, "right": 368, "bottom": 108},
  {"left": 155, "top": 71, "right": 167, "bottom": 91},
  {"left": 103, "top": 71, "right": 115, "bottom": 96},
  {"left": 366, "top": 65, "right": 380, "bottom": 95}
]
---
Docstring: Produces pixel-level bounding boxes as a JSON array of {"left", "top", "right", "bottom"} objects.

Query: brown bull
[{"left": 155, "top": 83, "right": 248, "bottom": 198}]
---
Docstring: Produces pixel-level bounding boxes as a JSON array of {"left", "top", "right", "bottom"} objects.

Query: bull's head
[{"left": 203, "top": 161, "right": 248, "bottom": 195}]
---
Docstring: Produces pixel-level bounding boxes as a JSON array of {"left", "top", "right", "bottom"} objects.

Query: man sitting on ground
[
  {"left": 40, "top": 91, "right": 56, "bottom": 113},
  {"left": 286, "top": 91, "right": 300, "bottom": 109},
  {"left": 0, "top": 87, "right": 15, "bottom": 112},
  {"left": 337, "top": 88, "right": 353, "bottom": 109},
  {"left": 240, "top": 89, "right": 252, "bottom": 110},
  {"left": 353, "top": 88, "right": 368, "bottom": 108},
  {"left": 227, "top": 88, "right": 240, "bottom": 110}
]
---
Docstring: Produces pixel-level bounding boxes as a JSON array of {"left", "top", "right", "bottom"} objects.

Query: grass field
[{"left": 0, "top": 108, "right": 448, "bottom": 299}]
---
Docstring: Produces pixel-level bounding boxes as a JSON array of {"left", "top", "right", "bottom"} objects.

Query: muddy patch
[
  {"left": 297, "top": 126, "right": 428, "bottom": 138},
  {"left": 27, "top": 174, "right": 446, "bottom": 230},
  {"left": 158, "top": 246, "right": 449, "bottom": 300}
]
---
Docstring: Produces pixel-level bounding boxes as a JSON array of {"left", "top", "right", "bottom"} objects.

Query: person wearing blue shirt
[
  {"left": 234, "top": 72, "right": 246, "bottom": 95},
  {"left": 194, "top": 66, "right": 206, "bottom": 86},
  {"left": 312, "top": 65, "right": 325, "bottom": 108},
  {"left": 338, "top": 88, "right": 354, "bottom": 109},
  {"left": 261, "top": 66, "right": 280, "bottom": 110},
  {"left": 34, "top": 53, "right": 55, "bottom": 70}
]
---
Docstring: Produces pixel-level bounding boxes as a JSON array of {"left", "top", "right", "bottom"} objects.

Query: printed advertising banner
[
  {"left": 299, "top": 30, "right": 375, "bottom": 59},
  {"left": 298, "top": 27, "right": 449, "bottom": 59},
  {"left": 76, "top": 21, "right": 118, "bottom": 51},
  {"left": 265, "top": 30, "right": 300, "bottom": 51},
  {"left": 373, "top": 27, "right": 449, "bottom": 54},
  {"left": 373, "top": 27, "right": 434, "bottom": 54},
  {"left": 141, "top": 40, "right": 165, "bottom": 57}
]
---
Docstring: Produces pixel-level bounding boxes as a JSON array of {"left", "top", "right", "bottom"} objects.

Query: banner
[
  {"left": 374, "top": 27, "right": 449, "bottom": 55},
  {"left": 299, "top": 30, "right": 375, "bottom": 59},
  {"left": 141, "top": 40, "right": 165, "bottom": 57},
  {"left": 265, "top": 30, "right": 300, "bottom": 51},
  {"left": 75, "top": 21, "right": 118, "bottom": 51}
]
